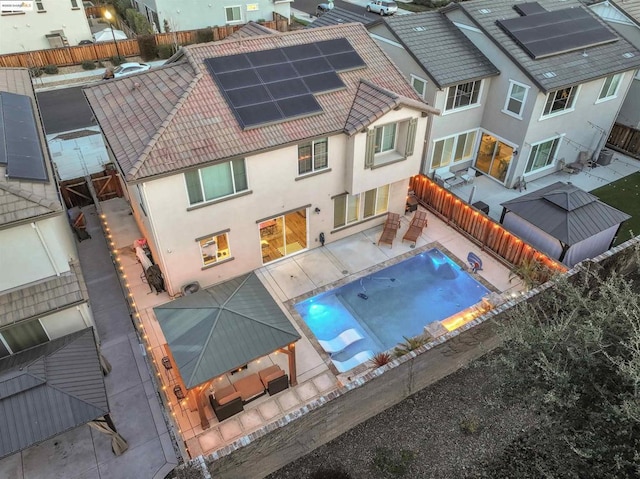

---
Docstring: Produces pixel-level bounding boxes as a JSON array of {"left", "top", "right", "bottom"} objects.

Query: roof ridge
[
  {"left": 0, "top": 182, "right": 61, "bottom": 213},
  {"left": 126, "top": 71, "right": 203, "bottom": 181}
]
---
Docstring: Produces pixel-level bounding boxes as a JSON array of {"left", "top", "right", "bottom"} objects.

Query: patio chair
[
  {"left": 402, "top": 210, "right": 428, "bottom": 244},
  {"left": 461, "top": 167, "right": 476, "bottom": 184},
  {"left": 384, "top": 212, "right": 401, "bottom": 234},
  {"left": 378, "top": 224, "right": 396, "bottom": 248},
  {"left": 332, "top": 350, "right": 374, "bottom": 373},
  {"left": 566, "top": 151, "right": 591, "bottom": 173},
  {"left": 318, "top": 328, "right": 364, "bottom": 355}
]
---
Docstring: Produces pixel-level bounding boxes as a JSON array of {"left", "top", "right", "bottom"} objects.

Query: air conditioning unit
[{"left": 181, "top": 281, "right": 200, "bottom": 296}]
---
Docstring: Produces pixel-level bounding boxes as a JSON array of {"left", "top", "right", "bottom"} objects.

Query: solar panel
[
  {"left": 302, "top": 72, "right": 345, "bottom": 93},
  {"left": 497, "top": 7, "right": 618, "bottom": 59},
  {"left": 0, "top": 92, "right": 48, "bottom": 182},
  {"left": 205, "top": 38, "right": 364, "bottom": 129},
  {"left": 513, "top": 2, "right": 547, "bottom": 16}
]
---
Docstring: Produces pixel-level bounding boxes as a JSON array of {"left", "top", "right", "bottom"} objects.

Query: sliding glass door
[
  {"left": 474, "top": 133, "right": 515, "bottom": 184},
  {"left": 260, "top": 208, "right": 308, "bottom": 264}
]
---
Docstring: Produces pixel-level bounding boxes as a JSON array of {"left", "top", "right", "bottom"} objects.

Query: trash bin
[{"left": 597, "top": 149, "right": 614, "bottom": 166}]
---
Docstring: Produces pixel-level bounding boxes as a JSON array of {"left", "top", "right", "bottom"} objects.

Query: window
[
  {"left": 431, "top": 130, "right": 477, "bottom": 169},
  {"left": 333, "top": 185, "right": 389, "bottom": 228},
  {"left": 445, "top": 80, "right": 481, "bottom": 111},
  {"left": 374, "top": 124, "right": 396, "bottom": 154},
  {"left": 525, "top": 137, "right": 560, "bottom": 173},
  {"left": 36, "top": 1, "right": 44, "bottom": 11},
  {"left": 504, "top": 81, "right": 529, "bottom": 117},
  {"left": 1, "top": 319, "right": 48, "bottom": 355},
  {"left": 298, "top": 138, "right": 328, "bottom": 175},
  {"left": 411, "top": 75, "right": 427, "bottom": 98},
  {"left": 598, "top": 73, "right": 622, "bottom": 101},
  {"left": 225, "top": 6, "right": 241, "bottom": 23},
  {"left": 365, "top": 118, "right": 418, "bottom": 168},
  {"left": 71, "top": 0, "right": 79, "bottom": 7},
  {"left": 198, "top": 232, "right": 230, "bottom": 266},
  {"left": 185, "top": 159, "right": 248, "bottom": 206},
  {"left": 542, "top": 86, "right": 577, "bottom": 116}
]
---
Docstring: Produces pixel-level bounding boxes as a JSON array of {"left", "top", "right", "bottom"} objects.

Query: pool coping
[{"left": 284, "top": 241, "right": 500, "bottom": 378}]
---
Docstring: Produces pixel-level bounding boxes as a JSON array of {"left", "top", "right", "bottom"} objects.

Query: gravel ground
[{"left": 268, "top": 361, "right": 540, "bottom": 479}]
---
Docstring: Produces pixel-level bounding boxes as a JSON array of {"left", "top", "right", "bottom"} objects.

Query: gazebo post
[
  {"left": 280, "top": 343, "right": 297, "bottom": 386},
  {"left": 195, "top": 387, "right": 210, "bottom": 430}
]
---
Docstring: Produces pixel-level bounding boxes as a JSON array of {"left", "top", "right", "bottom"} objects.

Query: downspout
[
  {"left": 141, "top": 183, "right": 173, "bottom": 295},
  {"left": 420, "top": 104, "right": 437, "bottom": 174},
  {"left": 558, "top": 242, "right": 570, "bottom": 263},
  {"left": 31, "top": 222, "right": 60, "bottom": 276}
]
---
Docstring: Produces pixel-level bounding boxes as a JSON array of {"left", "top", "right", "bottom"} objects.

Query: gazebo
[
  {"left": 154, "top": 272, "right": 301, "bottom": 428},
  {"left": 500, "top": 182, "right": 630, "bottom": 267}
]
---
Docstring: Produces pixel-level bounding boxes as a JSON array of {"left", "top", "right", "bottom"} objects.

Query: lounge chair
[
  {"left": 378, "top": 224, "right": 396, "bottom": 248},
  {"left": 332, "top": 350, "right": 374, "bottom": 373},
  {"left": 318, "top": 328, "right": 364, "bottom": 354},
  {"left": 384, "top": 212, "right": 401, "bottom": 234},
  {"left": 402, "top": 210, "right": 428, "bottom": 244}
]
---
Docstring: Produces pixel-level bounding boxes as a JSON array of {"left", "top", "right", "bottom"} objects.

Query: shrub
[
  {"left": 158, "top": 44, "right": 177, "bottom": 60},
  {"left": 393, "top": 334, "right": 430, "bottom": 357},
  {"left": 125, "top": 8, "right": 152, "bottom": 34},
  {"left": 459, "top": 415, "right": 482, "bottom": 435},
  {"left": 372, "top": 447, "right": 415, "bottom": 477},
  {"left": 43, "top": 64, "right": 59, "bottom": 74},
  {"left": 371, "top": 352, "right": 392, "bottom": 368},
  {"left": 196, "top": 28, "right": 213, "bottom": 44},
  {"left": 137, "top": 34, "right": 158, "bottom": 61},
  {"left": 163, "top": 19, "right": 171, "bottom": 33},
  {"left": 110, "top": 55, "right": 126, "bottom": 66},
  {"left": 28, "top": 66, "right": 43, "bottom": 77},
  {"left": 97, "top": 60, "right": 105, "bottom": 68},
  {"left": 308, "top": 467, "right": 352, "bottom": 479},
  {"left": 81, "top": 61, "right": 96, "bottom": 70}
]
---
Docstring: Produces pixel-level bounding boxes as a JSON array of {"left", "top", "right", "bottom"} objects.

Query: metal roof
[
  {"left": 307, "top": 7, "right": 376, "bottom": 29},
  {"left": 501, "top": 181, "right": 630, "bottom": 244},
  {"left": 454, "top": 0, "right": 640, "bottom": 92},
  {"left": 154, "top": 272, "right": 300, "bottom": 389},
  {"left": 0, "top": 328, "right": 108, "bottom": 459},
  {"left": 383, "top": 11, "right": 500, "bottom": 89}
]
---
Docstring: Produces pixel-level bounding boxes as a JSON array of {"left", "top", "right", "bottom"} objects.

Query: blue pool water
[{"left": 294, "top": 248, "right": 490, "bottom": 370}]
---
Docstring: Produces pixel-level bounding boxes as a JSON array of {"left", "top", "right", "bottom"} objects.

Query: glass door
[
  {"left": 260, "top": 208, "right": 308, "bottom": 264},
  {"left": 474, "top": 133, "right": 514, "bottom": 184}
]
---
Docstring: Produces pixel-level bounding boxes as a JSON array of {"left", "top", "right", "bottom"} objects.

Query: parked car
[
  {"left": 104, "top": 62, "right": 151, "bottom": 79},
  {"left": 78, "top": 39, "right": 94, "bottom": 45},
  {"left": 366, "top": 0, "right": 398, "bottom": 15},
  {"left": 316, "top": 3, "right": 334, "bottom": 16}
]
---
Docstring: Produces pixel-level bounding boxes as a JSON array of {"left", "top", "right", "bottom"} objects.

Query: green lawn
[
  {"left": 591, "top": 171, "right": 640, "bottom": 246},
  {"left": 398, "top": 3, "right": 433, "bottom": 12}
]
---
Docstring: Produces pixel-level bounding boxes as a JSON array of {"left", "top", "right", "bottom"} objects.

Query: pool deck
[{"left": 97, "top": 197, "right": 521, "bottom": 461}]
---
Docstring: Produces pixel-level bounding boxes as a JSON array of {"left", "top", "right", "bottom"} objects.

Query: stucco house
[
  {"left": 129, "top": 0, "right": 292, "bottom": 33},
  {"left": 83, "top": 23, "right": 438, "bottom": 296},
  {"left": 370, "top": 0, "right": 640, "bottom": 189},
  {"left": 0, "top": 68, "right": 96, "bottom": 358},
  {"left": 0, "top": 0, "right": 92, "bottom": 54}
]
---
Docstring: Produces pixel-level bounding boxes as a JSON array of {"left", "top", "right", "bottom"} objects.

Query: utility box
[{"left": 597, "top": 149, "right": 614, "bottom": 166}]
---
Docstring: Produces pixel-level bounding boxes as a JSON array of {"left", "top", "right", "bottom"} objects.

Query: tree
[{"left": 478, "top": 263, "right": 640, "bottom": 478}]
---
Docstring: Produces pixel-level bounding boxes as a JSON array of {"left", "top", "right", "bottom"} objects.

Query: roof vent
[
  {"left": 623, "top": 52, "right": 635, "bottom": 58},
  {"left": 412, "top": 26, "right": 426, "bottom": 31},
  {"left": 478, "top": 8, "right": 491, "bottom": 14},
  {"left": 542, "top": 71, "right": 557, "bottom": 78}
]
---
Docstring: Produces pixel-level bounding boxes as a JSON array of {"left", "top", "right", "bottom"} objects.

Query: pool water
[{"left": 294, "top": 248, "right": 490, "bottom": 371}]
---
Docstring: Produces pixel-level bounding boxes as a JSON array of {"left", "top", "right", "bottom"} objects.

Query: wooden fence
[
  {"left": 409, "top": 174, "right": 566, "bottom": 275},
  {"left": 607, "top": 123, "right": 640, "bottom": 159},
  {"left": 0, "top": 21, "right": 283, "bottom": 68}
]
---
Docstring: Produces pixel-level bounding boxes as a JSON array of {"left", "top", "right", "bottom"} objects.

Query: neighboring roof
[
  {"left": 0, "top": 328, "right": 108, "bottom": 459},
  {"left": 307, "top": 7, "right": 376, "bottom": 29},
  {"left": 384, "top": 11, "right": 500, "bottom": 89},
  {"left": 501, "top": 182, "right": 630, "bottom": 245},
  {"left": 453, "top": 0, "right": 640, "bottom": 92},
  {"left": 0, "top": 69, "right": 61, "bottom": 227},
  {"left": 225, "top": 21, "right": 278, "bottom": 40},
  {"left": 84, "top": 23, "right": 437, "bottom": 182},
  {"left": 154, "top": 272, "right": 301, "bottom": 389},
  {"left": 611, "top": 0, "right": 640, "bottom": 25},
  {"left": 0, "top": 261, "right": 86, "bottom": 328}
]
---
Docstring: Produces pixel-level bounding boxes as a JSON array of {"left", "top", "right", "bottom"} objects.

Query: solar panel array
[
  {"left": 205, "top": 38, "right": 366, "bottom": 129},
  {"left": 497, "top": 7, "right": 618, "bottom": 59},
  {"left": 0, "top": 92, "right": 48, "bottom": 182},
  {"left": 513, "top": 2, "right": 547, "bottom": 17}
]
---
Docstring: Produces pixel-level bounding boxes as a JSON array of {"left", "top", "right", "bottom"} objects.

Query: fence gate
[
  {"left": 91, "top": 170, "right": 123, "bottom": 202},
  {"left": 59, "top": 178, "right": 93, "bottom": 209}
]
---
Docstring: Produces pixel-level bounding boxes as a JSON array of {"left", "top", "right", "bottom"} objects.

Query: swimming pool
[{"left": 294, "top": 248, "right": 490, "bottom": 372}]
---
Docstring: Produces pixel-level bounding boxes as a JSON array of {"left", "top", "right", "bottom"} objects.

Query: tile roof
[
  {"left": 84, "top": 23, "right": 436, "bottom": 182},
  {"left": 0, "top": 69, "right": 61, "bottom": 226},
  {"left": 0, "top": 328, "right": 108, "bottom": 459},
  {"left": 384, "top": 11, "right": 500, "bottom": 88},
  {"left": 307, "top": 7, "right": 377, "bottom": 29},
  {"left": 454, "top": 0, "right": 640, "bottom": 92},
  {"left": 611, "top": 0, "right": 640, "bottom": 25},
  {"left": 225, "top": 21, "right": 278, "bottom": 40},
  {"left": 0, "top": 261, "right": 86, "bottom": 327}
]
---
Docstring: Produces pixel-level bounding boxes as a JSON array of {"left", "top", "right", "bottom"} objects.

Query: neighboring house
[
  {"left": 500, "top": 182, "right": 630, "bottom": 266},
  {"left": 308, "top": 7, "right": 377, "bottom": 29},
  {"left": 587, "top": 0, "right": 640, "bottom": 129},
  {"left": 83, "top": 23, "right": 438, "bottom": 296},
  {"left": 370, "top": 0, "right": 640, "bottom": 189},
  {"left": 0, "top": 68, "right": 96, "bottom": 359},
  {"left": 0, "top": 0, "right": 92, "bottom": 54},
  {"left": 130, "top": 0, "right": 292, "bottom": 33}
]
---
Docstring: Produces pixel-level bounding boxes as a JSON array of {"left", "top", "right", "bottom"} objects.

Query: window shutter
[
  {"left": 364, "top": 129, "right": 376, "bottom": 168},
  {"left": 405, "top": 118, "right": 418, "bottom": 157}
]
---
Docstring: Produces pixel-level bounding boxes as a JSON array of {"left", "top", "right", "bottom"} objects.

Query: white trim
[
  {"left": 539, "top": 85, "right": 581, "bottom": 121},
  {"left": 442, "top": 79, "right": 483, "bottom": 114},
  {"left": 368, "top": 33, "right": 403, "bottom": 48},
  {"left": 595, "top": 72, "right": 624, "bottom": 104},
  {"left": 430, "top": 128, "right": 479, "bottom": 170},
  {"left": 452, "top": 21, "right": 482, "bottom": 33},
  {"left": 410, "top": 74, "right": 427, "bottom": 99},
  {"left": 224, "top": 5, "right": 242, "bottom": 24},
  {"left": 502, "top": 79, "right": 530, "bottom": 119},
  {"left": 523, "top": 134, "right": 564, "bottom": 175}
]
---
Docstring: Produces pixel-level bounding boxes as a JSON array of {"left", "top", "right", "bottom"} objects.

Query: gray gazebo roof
[
  {"left": 501, "top": 181, "right": 630, "bottom": 245},
  {"left": 0, "top": 328, "right": 108, "bottom": 459},
  {"left": 154, "top": 272, "right": 301, "bottom": 389}
]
